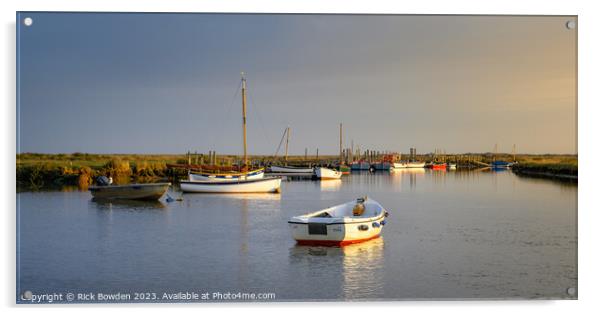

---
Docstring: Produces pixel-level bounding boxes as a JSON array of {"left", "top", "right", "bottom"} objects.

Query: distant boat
[
  {"left": 189, "top": 168, "right": 264, "bottom": 181},
  {"left": 351, "top": 161, "right": 371, "bottom": 170},
  {"left": 392, "top": 162, "right": 408, "bottom": 169},
  {"left": 338, "top": 165, "right": 351, "bottom": 174},
  {"left": 270, "top": 127, "right": 314, "bottom": 174},
  {"left": 371, "top": 162, "right": 391, "bottom": 170},
  {"left": 181, "top": 73, "right": 281, "bottom": 194},
  {"left": 431, "top": 162, "right": 447, "bottom": 170},
  {"left": 89, "top": 182, "right": 171, "bottom": 200},
  {"left": 269, "top": 165, "right": 314, "bottom": 173},
  {"left": 491, "top": 161, "right": 511, "bottom": 169},
  {"left": 448, "top": 163, "right": 457, "bottom": 170},
  {"left": 288, "top": 197, "right": 388, "bottom": 246},
  {"left": 406, "top": 161, "right": 426, "bottom": 168},
  {"left": 180, "top": 177, "right": 281, "bottom": 193},
  {"left": 315, "top": 167, "right": 342, "bottom": 179}
]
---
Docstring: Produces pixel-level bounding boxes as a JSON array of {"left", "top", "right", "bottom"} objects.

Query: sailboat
[
  {"left": 180, "top": 73, "right": 281, "bottom": 193},
  {"left": 269, "top": 127, "right": 314, "bottom": 173}
]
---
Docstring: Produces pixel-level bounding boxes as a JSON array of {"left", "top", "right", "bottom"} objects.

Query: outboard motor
[{"left": 96, "top": 176, "right": 111, "bottom": 186}]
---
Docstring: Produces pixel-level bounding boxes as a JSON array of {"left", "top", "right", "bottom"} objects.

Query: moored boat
[
  {"left": 371, "top": 161, "right": 391, "bottom": 170},
  {"left": 448, "top": 163, "right": 457, "bottom": 170},
  {"left": 188, "top": 168, "right": 264, "bottom": 181},
  {"left": 269, "top": 165, "right": 314, "bottom": 173},
  {"left": 180, "top": 177, "right": 282, "bottom": 193},
  {"left": 406, "top": 161, "right": 426, "bottom": 168},
  {"left": 431, "top": 162, "right": 447, "bottom": 170},
  {"left": 182, "top": 73, "right": 281, "bottom": 193},
  {"left": 491, "top": 160, "right": 511, "bottom": 169},
  {"left": 392, "top": 162, "right": 408, "bottom": 169},
  {"left": 338, "top": 165, "right": 351, "bottom": 174},
  {"left": 350, "top": 161, "right": 371, "bottom": 170},
  {"left": 89, "top": 182, "right": 171, "bottom": 200},
  {"left": 315, "top": 167, "right": 342, "bottom": 179},
  {"left": 288, "top": 197, "right": 388, "bottom": 246}
]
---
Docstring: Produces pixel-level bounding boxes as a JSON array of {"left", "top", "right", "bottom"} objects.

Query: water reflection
[
  {"left": 390, "top": 168, "right": 426, "bottom": 189},
  {"left": 288, "top": 238, "right": 385, "bottom": 299},
  {"left": 90, "top": 198, "right": 166, "bottom": 211},
  {"left": 320, "top": 179, "right": 342, "bottom": 191},
  {"left": 192, "top": 193, "right": 282, "bottom": 201},
  {"left": 19, "top": 169, "right": 577, "bottom": 300}
]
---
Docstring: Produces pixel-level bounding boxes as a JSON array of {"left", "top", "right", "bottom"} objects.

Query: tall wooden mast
[
  {"left": 241, "top": 72, "right": 248, "bottom": 167},
  {"left": 339, "top": 123, "right": 343, "bottom": 164},
  {"left": 284, "top": 127, "right": 290, "bottom": 162}
]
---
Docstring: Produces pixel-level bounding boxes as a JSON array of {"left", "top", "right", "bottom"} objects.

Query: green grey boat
[{"left": 89, "top": 183, "right": 171, "bottom": 200}]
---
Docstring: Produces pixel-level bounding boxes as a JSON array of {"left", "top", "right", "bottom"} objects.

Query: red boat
[{"left": 431, "top": 163, "right": 447, "bottom": 170}]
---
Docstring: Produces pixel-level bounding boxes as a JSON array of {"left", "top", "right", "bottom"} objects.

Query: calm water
[{"left": 17, "top": 169, "right": 577, "bottom": 302}]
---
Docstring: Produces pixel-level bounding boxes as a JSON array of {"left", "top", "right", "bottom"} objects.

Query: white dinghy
[
  {"left": 288, "top": 197, "right": 389, "bottom": 246},
  {"left": 315, "top": 167, "right": 342, "bottom": 179}
]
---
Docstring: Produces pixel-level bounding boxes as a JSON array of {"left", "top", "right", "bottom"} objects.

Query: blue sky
[{"left": 17, "top": 13, "right": 577, "bottom": 154}]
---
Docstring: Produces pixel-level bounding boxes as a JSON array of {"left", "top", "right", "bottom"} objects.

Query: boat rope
[
  {"left": 272, "top": 127, "right": 288, "bottom": 159},
  {"left": 209, "top": 79, "right": 242, "bottom": 152},
  {"left": 245, "top": 83, "right": 272, "bottom": 159}
]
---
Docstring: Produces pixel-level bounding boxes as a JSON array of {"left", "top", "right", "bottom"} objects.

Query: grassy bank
[
  {"left": 16, "top": 152, "right": 332, "bottom": 190},
  {"left": 17, "top": 152, "right": 578, "bottom": 190},
  {"left": 16, "top": 153, "right": 183, "bottom": 190},
  {"left": 511, "top": 155, "right": 577, "bottom": 180}
]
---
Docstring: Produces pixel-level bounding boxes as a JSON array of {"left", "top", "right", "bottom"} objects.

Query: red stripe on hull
[{"left": 295, "top": 234, "right": 381, "bottom": 247}]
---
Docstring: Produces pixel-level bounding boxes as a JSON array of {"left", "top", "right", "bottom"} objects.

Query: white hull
[
  {"left": 180, "top": 177, "right": 281, "bottom": 193},
  {"left": 448, "top": 164, "right": 457, "bottom": 170},
  {"left": 269, "top": 165, "right": 314, "bottom": 173},
  {"left": 288, "top": 197, "right": 387, "bottom": 246},
  {"left": 315, "top": 167, "right": 342, "bottom": 179},
  {"left": 406, "top": 162, "right": 426, "bottom": 168},
  {"left": 188, "top": 169, "right": 264, "bottom": 181},
  {"left": 392, "top": 162, "right": 408, "bottom": 169}
]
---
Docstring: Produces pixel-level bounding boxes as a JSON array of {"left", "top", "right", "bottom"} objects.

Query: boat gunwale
[
  {"left": 288, "top": 198, "right": 386, "bottom": 225},
  {"left": 270, "top": 165, "right": 313, "bottom": 170},
  {"left": 89, "top": 182, "right": 171, "bottom": 190},
  {"left": 287, "top": 213, "right": 385, "bottom": 225},
  {"left": 180, "top": 176, "right": 281, "bottom": 185},
  {"left": 189, "top": 168, "right": 264, "bottom": 177}
]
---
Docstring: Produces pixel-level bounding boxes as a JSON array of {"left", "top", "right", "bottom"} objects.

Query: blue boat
[{"left": 491, "top": 161, "right": 511, "bottom": 169}]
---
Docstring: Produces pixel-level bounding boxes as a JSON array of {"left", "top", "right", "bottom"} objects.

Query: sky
[{"left": 17, "top": 13, "right": 577, "bottom": 155}]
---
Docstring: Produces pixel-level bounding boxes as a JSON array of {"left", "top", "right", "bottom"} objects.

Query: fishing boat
[
  {"left": 181, "top": 73, "right": 281, "bottom": 194},
  {"left": 288, "top": 197, "right": 388, "bottom": 246},
  {"left": 180, "top": 177, "right": 281, "bottom": 193},
  {"left": 188, "top": 168, "right": 264, "bottom": 181},
  {"left": 338, "top": 165, "right": 351, "bottom": 174},
  {"left": 269, "top": 165, "right": 314, "bottom": 173},
  {"left": 350, "top": 160, "right": 371, "bottom": 170},
  {"left": 89, "top": 182, "right": 171, "bottom": 200},
  {"left": 315, "top": 167, "right": 342, "bottom": 179},
  {"left": 448, "top": 163, "right": 457, "bottom": 170},
  {"left": 431, "top": 162, "right": 447, "bottom": 170},
  {"left": 371, "top": 161, "right": 391, "bottom": 170},
  {"left": 406, "top": 161, "right": 426, "bottom": 168},
  {"left": 392, "top": 162, "right": 408, "bottom": 169}
]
